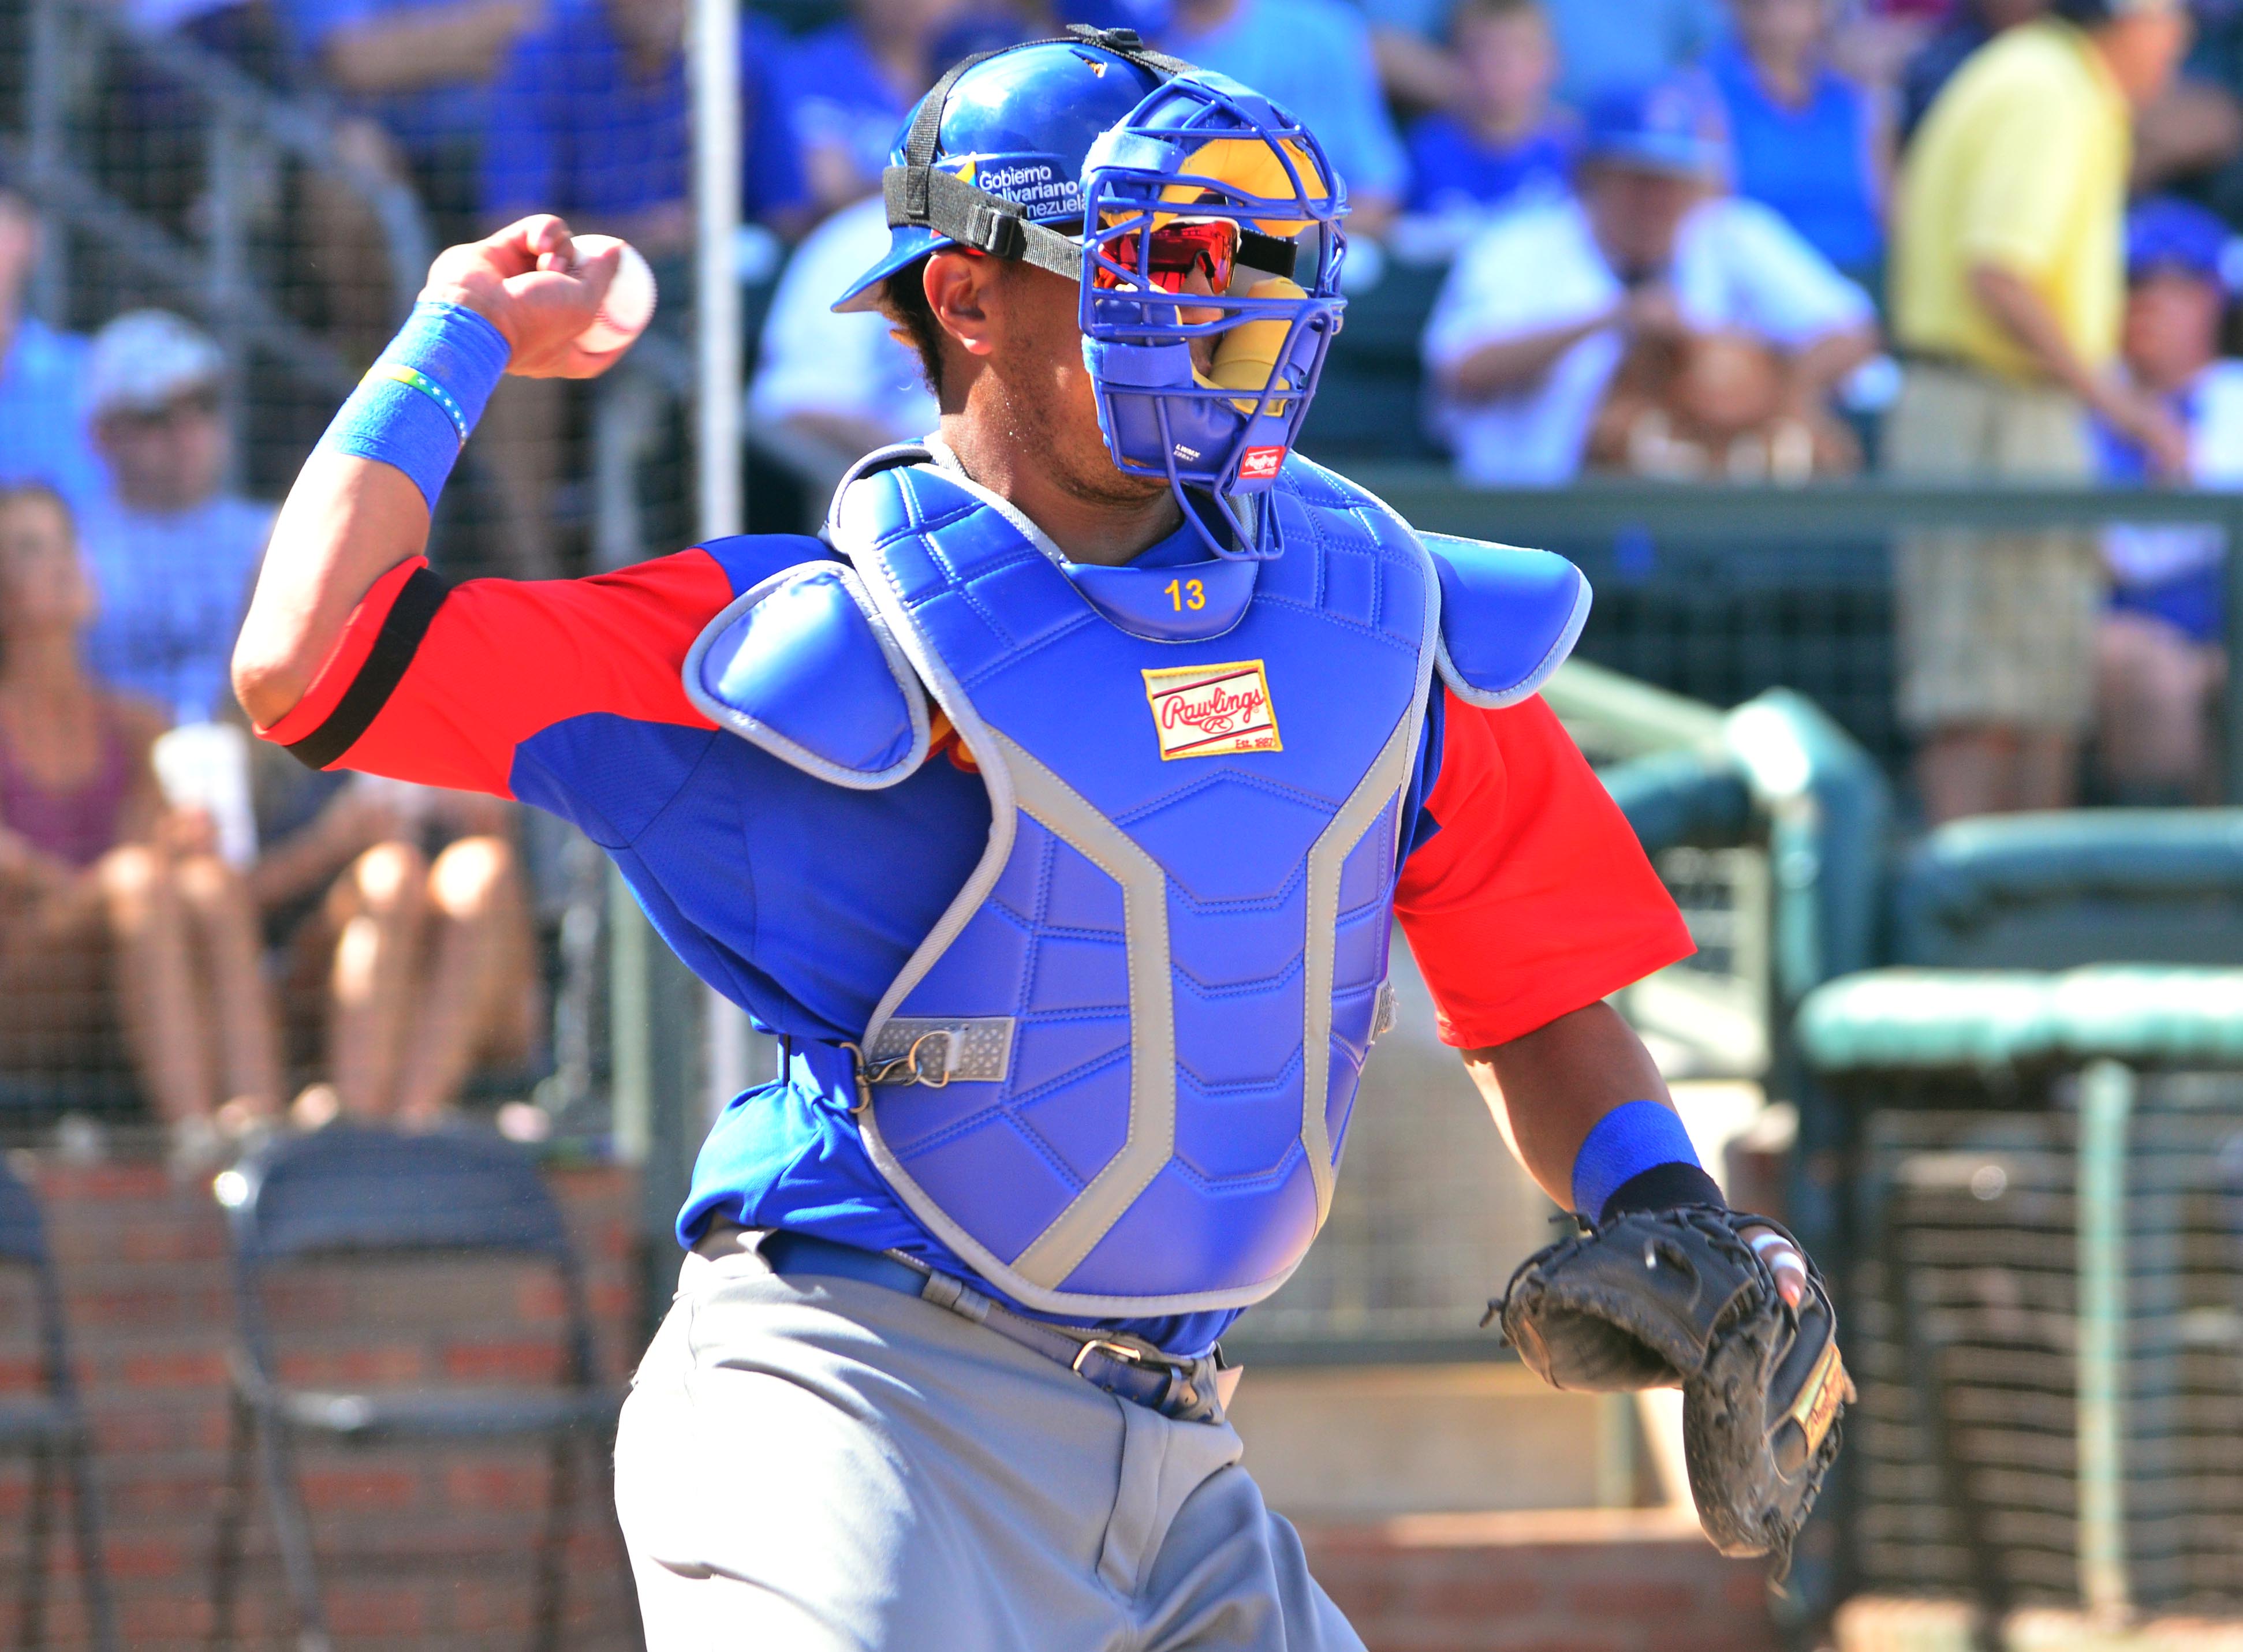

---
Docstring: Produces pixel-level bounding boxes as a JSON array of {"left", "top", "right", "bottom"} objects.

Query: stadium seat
[
  {"left": 1797, "top": 808, "right": 2243, "bottom": 1077},
  {"left": 0, "top": 1156, "right": 120, "bottom": 1652},
  {"left": 1890, "top": 808, "right": 2243, "bottom": 970},
  {"left": 208, "top": 1125, "right": 622, "bottom": 1652},
  {"left": 1800, "top": 965, "right": 2243, "bottom": 1075}
]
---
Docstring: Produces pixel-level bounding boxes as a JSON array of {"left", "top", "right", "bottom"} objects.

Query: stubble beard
[{"left": 994, "top": 364, "right": 1172, "bottom": 511}]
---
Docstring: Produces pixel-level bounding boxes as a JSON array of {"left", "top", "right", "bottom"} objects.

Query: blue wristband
[
  {"left": 315, "top": 301, "right": 510, "bottom": 511},
  {"left": 1571, "top": 1100, "right": 1703, "bottom": 1220}
]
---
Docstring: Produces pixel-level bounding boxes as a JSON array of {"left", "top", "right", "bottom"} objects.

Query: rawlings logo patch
[
  {"left": 1790, "top": 1340, "right": 1849, "bottom": 1455},
  {"left": 1238, "top": 445, "right": 1285, "bottom": 481},
  {"left": 1143, "top": 660, "right": 1281, "bottom": 760}
]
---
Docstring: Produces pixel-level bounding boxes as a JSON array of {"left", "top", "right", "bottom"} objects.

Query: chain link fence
[{"left": 10, "top": 1, "right": 2243, "bottom": 1642}]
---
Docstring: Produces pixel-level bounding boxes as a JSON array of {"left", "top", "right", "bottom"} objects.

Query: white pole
[
  {"left": 2077, "top": 1059, "right": 2133, "bottom": 1621},
  {"left": 691, "top": 0, "right": 759, "bottom": 1118},
  {"left": 691, "top": 0, "right": 741, "bottom": 543}
]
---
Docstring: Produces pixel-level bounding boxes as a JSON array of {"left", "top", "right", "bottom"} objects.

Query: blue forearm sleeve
[
  {"left": 315, "top": 301, "right": 510, "bottom": 511},
  {"left": 1571, "top": 1099, "right": 1703, "bottom": 1220}
]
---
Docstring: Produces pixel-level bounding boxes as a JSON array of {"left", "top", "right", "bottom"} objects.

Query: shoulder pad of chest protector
[
  {"left": 682, "top": 558, "right": 931, "bottom": 789},
  {"left": 1423, "top": 532, "right": 1591, "bottom": 708}
]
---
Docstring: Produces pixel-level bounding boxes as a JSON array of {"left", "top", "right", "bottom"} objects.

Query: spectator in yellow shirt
[{"left": 1886, "top": 0, "right": 2188, "bottom": 824}]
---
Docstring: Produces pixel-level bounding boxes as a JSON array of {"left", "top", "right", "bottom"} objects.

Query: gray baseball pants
[{"left": 613, "top": 1245, "right": 1366, "bottom": 1651}]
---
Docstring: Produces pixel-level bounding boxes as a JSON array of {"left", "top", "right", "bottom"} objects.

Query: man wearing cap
[
  {"left": 2095, "top": 196, "right": 2241, "bottom": 802},
  {"left": 1423, "top": 71, "right": 1878, "bottom": 484},
  {"left": 1888, "top": 0, "right": 2190, "bottom": 824},
  {"left": 80, "top": 311, "right": 273, "bottom": 726}
]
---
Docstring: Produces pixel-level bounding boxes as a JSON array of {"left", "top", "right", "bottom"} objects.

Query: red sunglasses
[{"left": 1095, "top": 218, "right": 1240, "bottom": 295}]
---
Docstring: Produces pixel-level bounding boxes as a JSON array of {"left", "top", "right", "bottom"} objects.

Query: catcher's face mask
[{"left": 1077, "top": 74, "right": 1347, "bottom": 560}]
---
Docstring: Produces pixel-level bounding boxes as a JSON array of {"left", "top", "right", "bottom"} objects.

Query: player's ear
[{"left": 923, "top": 250, "right": 999, "bottom": 360}]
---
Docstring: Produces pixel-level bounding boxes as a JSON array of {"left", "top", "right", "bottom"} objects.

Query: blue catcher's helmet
[{"left": 834, "top": 26, "right": 1348, "bottom": 560}]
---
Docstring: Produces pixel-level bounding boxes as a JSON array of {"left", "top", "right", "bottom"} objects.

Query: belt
[
  {"left": 710, "top": 1226, "right": 1234, "bottom": 1423},
  {"left": 1898, "top": 349, "right": 2047, "bottom": 387},
  {"left": 1897, "top": 348, "right": 1979, "bottom": 372}
]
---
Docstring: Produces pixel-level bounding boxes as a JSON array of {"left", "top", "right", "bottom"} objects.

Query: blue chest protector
[{"left": 684, "top": 444, "right": 1588, "bottom": 1316}]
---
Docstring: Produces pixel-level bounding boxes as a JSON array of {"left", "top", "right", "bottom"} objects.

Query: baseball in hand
[{"left": 570, "top": 234, "right": 656, "bottom": 354}]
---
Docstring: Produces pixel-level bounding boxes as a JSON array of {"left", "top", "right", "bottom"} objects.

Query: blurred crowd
[
  {"left": 4, "top": 0, "right": 2243, "bottom": 1140},
  {"left": 0, "top": 212, "right": 539, "bottom": 1161},
  {"left": 1407, "top": 0, "right": 2229, "bottom": 824}
]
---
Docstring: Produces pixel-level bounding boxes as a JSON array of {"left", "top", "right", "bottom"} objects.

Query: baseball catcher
[{"left": 233, "top": 24, "right": 1843, "bottom": 1649}]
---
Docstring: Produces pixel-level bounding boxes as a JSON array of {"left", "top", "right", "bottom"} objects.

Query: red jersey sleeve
[
  {"left": 1394, "top": 691, "right": 1693, "bottom": 1049},
  {"left": 256, "top": 550, "right": 732, "bottom": 796}
]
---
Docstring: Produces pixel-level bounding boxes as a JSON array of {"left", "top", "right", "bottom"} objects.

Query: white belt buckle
[{"left": 1071, "top": 1337, "right": 1143, "bottom": 1374}]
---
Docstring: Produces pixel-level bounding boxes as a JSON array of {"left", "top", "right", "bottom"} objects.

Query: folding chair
[
  {"left": 208, "top": 1125, "right": 619, "bottom": 1652},
  {"left": 0, "top": 1156, "right": 118, "bottom": 1652}
]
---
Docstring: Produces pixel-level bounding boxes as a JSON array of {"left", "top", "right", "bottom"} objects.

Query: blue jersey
[
  {"left": 261, "top": 527, "right": 1689, "bottom": 1352},
  {"left": 1404, "top": 111, "right": 1578, "bottom": 218},
  {"left": 0, "top": 319, "right": 106, "bottom": 522},
  {"left": 1706, "top": 39, "right": 1883, "bottom": 278},
  {"left": 480, "top": 9, "right": 804, "bottom": 228}
]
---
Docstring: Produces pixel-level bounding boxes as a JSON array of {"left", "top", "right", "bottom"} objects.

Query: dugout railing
[{"left": 1339, "top": 473, "right": 2243, "bottom": 798}]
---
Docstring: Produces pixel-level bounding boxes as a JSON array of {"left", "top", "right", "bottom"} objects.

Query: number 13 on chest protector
[{"left": 1141, "top": 660, "right": 1283, "bottom": 760}]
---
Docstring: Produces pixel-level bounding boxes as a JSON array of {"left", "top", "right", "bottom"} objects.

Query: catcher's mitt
[{"left": 1488, "top": 1206, "right": 1851, "bottom": 1569}]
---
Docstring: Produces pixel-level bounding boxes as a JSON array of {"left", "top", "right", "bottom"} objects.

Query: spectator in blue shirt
[
  {"left": 1165, "top": 0, "right": 1409, "bottom": 236},
  {"left": 779, "top": 0, "right": 1002, "bottom": 218},
  {"left": 1542, "top": 0, "right": 1728, "bottom": 106},
  {"left": 1344, "top": 0, "right": 1473, "bottom": 114},
  {"left": 1707, "top": 0, "right": 1887, "bottom": 286},
  {"left": 78, "top": 312, "right": 272, "bottom": 727},
  {"left": 2093, "top": 198, "right": 2241, "bottom": 803},
  {"left": 278, "top": 0, "right": 532, "bottom": 199},
  {"left": 1405, "top": 0, "right": 1579, "bottom": 231},
  {"left": 0, "top": 192, "right": 104, "bottom": 523},
  {"left": 481, "top": 0, "right": 807, "bottom": 251},
  {"left": 475, "top": 0, "right": 808, "bottom": 577}
]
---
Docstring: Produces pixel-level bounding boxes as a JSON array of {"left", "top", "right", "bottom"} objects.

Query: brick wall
[
  {"left": 1303, "top": 1508, "right": 1783, "bottom": 1652},
  {"left": 1, "top": 1136, "right": 642, "bottom": 1652},
  {"left": 1, "top": 1136, "right": 1784, "bottom": 1652}
]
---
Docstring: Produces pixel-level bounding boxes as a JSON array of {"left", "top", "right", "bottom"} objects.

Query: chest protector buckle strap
[{"left": 685, "top": 444, "right": 1590, "bottom": 1317}]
